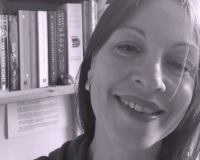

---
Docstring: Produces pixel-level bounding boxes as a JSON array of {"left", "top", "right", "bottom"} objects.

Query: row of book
[{"left": 0, "top": 0, "right": 99, "bottom": 92}]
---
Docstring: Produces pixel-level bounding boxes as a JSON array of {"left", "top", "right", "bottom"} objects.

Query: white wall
[{"left": 0, "top": 95, "right": 74, "bottom": 160}]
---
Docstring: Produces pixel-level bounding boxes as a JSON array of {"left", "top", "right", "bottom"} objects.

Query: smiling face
[{"left": 89, "top": 0, "right": 199, "bottom": 150}]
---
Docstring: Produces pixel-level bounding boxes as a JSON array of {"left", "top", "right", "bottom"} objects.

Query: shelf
[
  {"left": 0, "top": 84, "right": 75, "bottom": 105},
  {"left": 5, "top": 1, "right": 64, "bottom": 14},
  {"left": 5, "top": 1, "right": 84, "bottom": 14}
]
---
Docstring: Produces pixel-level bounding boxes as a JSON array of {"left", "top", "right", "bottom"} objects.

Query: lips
[{"left": 115, "top": 95, "right": 165, "bottom": 116}]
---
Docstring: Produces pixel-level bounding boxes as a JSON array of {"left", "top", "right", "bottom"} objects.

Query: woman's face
[{"left": 90, "top": 0, "right": 199, "bottom": 149}]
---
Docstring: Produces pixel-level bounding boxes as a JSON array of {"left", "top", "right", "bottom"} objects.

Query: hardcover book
[
  {"left": 82, "top": 1, "right": 90, "bottom": 55},
  {"left": 8, "top": 15, "right": 19, "bottom": 91},
  {"left": 89, "top": 0, "right": 98, "bottom": 38},
  {"left": 37, "top": 11, "right": 49, "bottom": 88},
  {"left": 48, "top": 11, "right": 57, "bottom": 86},
  {"left": 0, "top": 15, "right": 8, "bottom": 91},
  {"left": 30, "top": 11, "right": 38, "bottom": 89},
  {"left": 97, "top": 0, "right": 109, "bottom": 19},
  {"left": 56, "top": 9, "right": 67, "bottom": 85},
  {"left": 18, "top": 10, "right": 31, "bottom": 90},
  {"left": 58, "top": 3, "right": 83, "bottom": 82}
]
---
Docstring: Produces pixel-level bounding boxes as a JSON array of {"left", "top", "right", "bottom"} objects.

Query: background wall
[{"left": 0, "top": 95, "right": 74, "bottom": 160}]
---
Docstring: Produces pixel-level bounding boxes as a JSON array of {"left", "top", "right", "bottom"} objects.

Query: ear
[
  {"left": 88, "top": 53, "right": 98, "bottom": 80},
  {"left": 85, "top": 53, "right": 98, "bottom": 91}
]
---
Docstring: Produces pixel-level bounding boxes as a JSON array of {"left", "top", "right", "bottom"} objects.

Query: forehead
[
  {"left": 116, "top": 0, "right": 198, "bottom": 49},
  {"left": 121, "top": 0, "right": 189, "bottom": 32}
]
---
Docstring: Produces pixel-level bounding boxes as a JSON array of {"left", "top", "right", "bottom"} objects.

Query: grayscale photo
[{"left": 1, "top": 0, "right": 200, "bottom": 160}]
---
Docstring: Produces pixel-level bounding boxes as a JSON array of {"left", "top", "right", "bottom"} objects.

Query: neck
[{"left": 87, "top": 122, "right": 161, "bottom": 160}]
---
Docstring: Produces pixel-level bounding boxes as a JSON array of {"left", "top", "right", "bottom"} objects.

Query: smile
[
  {"left": 119, "top": 97, "right": 158, "bottom": 115},
  {"left": 116, "top": 96, "right": 164, "bottom": 116}
]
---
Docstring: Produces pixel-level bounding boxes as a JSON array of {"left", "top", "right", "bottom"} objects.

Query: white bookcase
[{"left": 0, "top": 0, "right": 81, "bottom": 159}]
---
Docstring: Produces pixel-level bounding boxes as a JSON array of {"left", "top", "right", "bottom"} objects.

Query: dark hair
[
  {"left": 77, "top": 0, "right": 132, "bottom": 136},
  {"left": 76, "top": 0, "right": 200, "bottom": 159}
]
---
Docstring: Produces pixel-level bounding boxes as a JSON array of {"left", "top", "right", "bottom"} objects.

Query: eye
[
  {"left": 167, "top": 61, "right": 193, "bottom": 75},
  {"left": 117, "top": 45, "right": 138, "bottom": 52},
  {"left": 115, "top": 43, "right": 142, "bottom": 56}
]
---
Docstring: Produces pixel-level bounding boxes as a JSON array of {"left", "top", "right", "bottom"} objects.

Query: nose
[{"left": 131, "top": 63, "right": 166, "bottom": 93}]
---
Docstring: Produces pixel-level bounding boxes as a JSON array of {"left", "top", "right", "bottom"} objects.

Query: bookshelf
[
  {"left": 0, "top": 0, "right": 81, "bottom": 103},
  {"left": 5, "top": 1, "right": 65, "bottom": 14},
  {"left": 0, "top": 1, "right": 82, "bottom": 159},
  {"left": 0, "top": 84, "right": 75, "bottom": 105}
]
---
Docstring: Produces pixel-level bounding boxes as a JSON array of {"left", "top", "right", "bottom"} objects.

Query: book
[
  {"left": 0, "top": 15, "right": 8, "bottom": 91},
  {"left": 89, "top": 0, "right": 98, "bottom": 38},
  {"left": 18, "top": 10, "right": 31, "bottom": 90},
  {"left": 8, "top": 15, "right": 19, "bottom": 91},
  {"left": 37, "top": 11, "right": 49, "bottom": 88},
  {"left": 82, "top": 1, "right": 90, "bottom": 55},
  {"left": 56, "top": 9, "right": 67, "bottom": 85},
  {"left": 97, "top": 0, "right": 109, "bottom": 19},
  {"left": 30, "top": 11, "right": 38, "bottom": 89},
  {"left": 48, "top": 11, "right": 57, "bottom": 86},
  {"left": 58, "top": 3, "right": 83, "bottom": 82}
]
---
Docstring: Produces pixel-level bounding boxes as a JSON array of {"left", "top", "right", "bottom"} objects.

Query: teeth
[
  {"left": 119, "top": 97, "right": 157, "bottom": 115},
  {"left": 134, "top": 104, "right": 143, "bottom": 112},
  {"left": 124, "top": 100, "right": 129, "bottom": 105},
  {"left": 143, "top": 108, "right": 153, "bottom": 114},
  {"left": 129, "top": 102, "right": 135, "bottom": 109}
]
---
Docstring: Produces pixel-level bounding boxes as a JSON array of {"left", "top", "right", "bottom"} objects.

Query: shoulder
[
  {"left": 34, "top": 134, "right": 92, "bottom": 160},
  {"left": 65, "top": 134, "right": 92, "bottom": 159},
  {"left": 34, "top": 141, "right": 70, "bottom": 160}
]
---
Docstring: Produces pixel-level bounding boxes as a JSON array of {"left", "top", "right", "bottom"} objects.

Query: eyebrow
[
  {"left": 171, "top": 42, "right": 198, "bottom": 50},
  {"left": 118, "top": 26, "right": 198, "bottom": 50},
  {"left": 118, "top": 26, "right": 146, "bottom": 38}
]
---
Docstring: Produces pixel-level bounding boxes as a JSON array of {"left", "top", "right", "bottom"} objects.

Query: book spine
[
  {"left": 37, "top": 11, "right": 49, "bottom": 88},
  {"left": 97, "top": 0, "right": 108, "bottom": 19},
  {"left": 18, "top": 10, "right": 31, "bottom": 90},
  {"left": 30, "top": 11, "right": 38, "bottom": 89},
  {"left": 89, "top": 0, "right": 98, "bottom": 38},
  {"left": 0, "top": 15, "right": 8, "bottom": 91},
  {"left": 8, "top": 15, "right": 19, "bottom": 91},
  {"left": 56, "top": 10, "right": 67, "bottom": 85},
  {"left": 82, "top": 1, "right": 90, "bottom": 55},
  {"left": 66, "top": 4, "right": 83, "bottom": 82},
  {"left": 48, "top": 11, "right": 57, "bottom": 86}
]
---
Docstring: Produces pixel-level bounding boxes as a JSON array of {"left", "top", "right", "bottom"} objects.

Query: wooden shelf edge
[{"left": 0, "top": 84, "right": 76, "bottom": 105}]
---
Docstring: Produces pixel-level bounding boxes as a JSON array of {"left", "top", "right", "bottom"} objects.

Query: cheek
[
  {"left": 163, "top": 81, "right": 194, "bottom": 135},
  {"left": 173, "top": 81, "right": 194, "bottom": 114},
  {"left": 90, "top": 49, "right": 127, "bottom": 125},
  {"left": 91, "top": 47, "right": 127, "bottom": 96}
]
